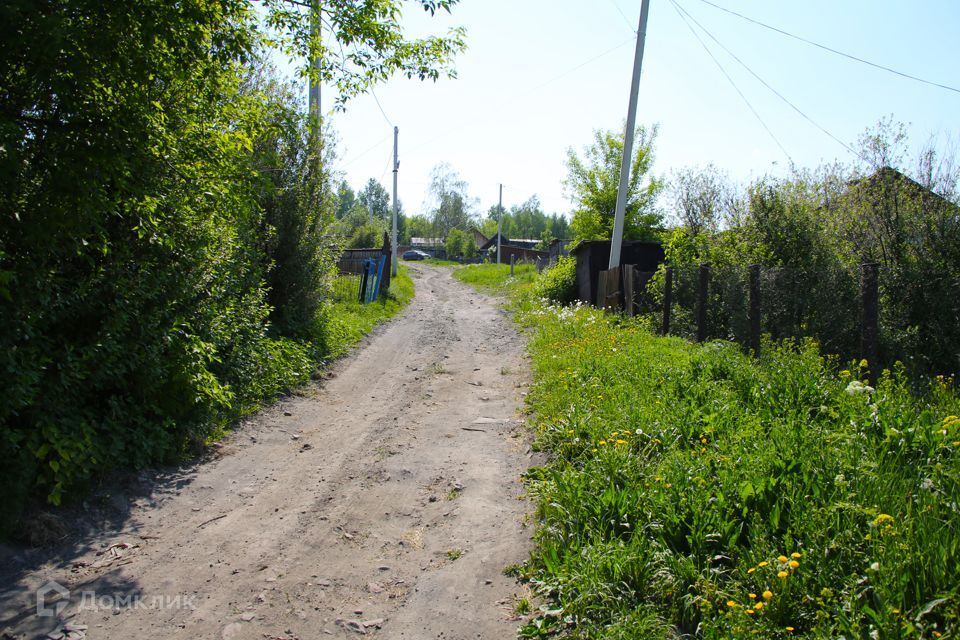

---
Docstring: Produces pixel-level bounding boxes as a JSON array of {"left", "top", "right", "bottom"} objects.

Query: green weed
[{"left": 509, "top": 285, "right": 960, "bottom": 638}]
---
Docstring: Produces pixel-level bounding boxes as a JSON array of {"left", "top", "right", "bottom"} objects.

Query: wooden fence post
[
  {"left": 661, "top": 267, "right": 672, "bottom": 335},
  {"left": 697, "top": 264, "right": 710, "bottom": 342},
  {"left": 510, "top": 253, "right": 515, "bottom": 277},
  {"left": 749, "top": 264, "right": 761, "bottom": 358},
  {"left": 861, "top": 262, "right": 880, "bottom": 383},
  {"left": 597, "top": 267, "right": 623, "bottom": 311},
  {"left": 623, "top": 266, "right": 635, "bottom": 317}
]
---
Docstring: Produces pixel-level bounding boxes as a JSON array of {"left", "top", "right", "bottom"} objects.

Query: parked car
[{"left": 402, "top": 250, "right": 430, "bottom": 260}]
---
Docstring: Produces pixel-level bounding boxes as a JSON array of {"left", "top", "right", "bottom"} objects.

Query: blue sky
[{"left": 300, "top": 0, "right": 960, "bottom": 219}]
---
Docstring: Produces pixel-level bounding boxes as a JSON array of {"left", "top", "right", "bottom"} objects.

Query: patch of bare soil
[{"left": 1, "top": 264, "right": 537, "bottom": 640}]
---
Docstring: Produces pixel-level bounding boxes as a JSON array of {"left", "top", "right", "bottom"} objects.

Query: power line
[
  {"left": 341, "top": 134, "right": 391, "bottom": 168},
  {"left": 371, "top": 89, "right": 394, "bottom": 127},
  {"left": 605, "top": 0, "right": 636, "bottom": 33},
  {"left": 674, "top": 0, "right": 862, "bottom": 160},
  {"left": 406, "top": 36, "right": 636, "bottom": 155},
  {"left": 694, "top": 0, "right": 960, "bottom": 95},
  {"left": 669, "top": 0, "right": 793, "bottom": 164}
]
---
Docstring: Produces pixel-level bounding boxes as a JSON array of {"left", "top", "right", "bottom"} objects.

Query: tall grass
[
  {"left": 457, "top": 263, "right": 960, "bottom": 639},
  {"left": 453, "top": 262, "right": 538, "bottom": 294},
  {"left": 317, "top": 265, "right": 415, "bottom": 360}
]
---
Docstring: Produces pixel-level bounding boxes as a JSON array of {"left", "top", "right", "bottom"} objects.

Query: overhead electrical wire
[
  {"left": 694, "top": 0, "right": 960, "bottom": 95},
  {"left": 605, "top": 0, "right": 636, "bottom": 33},
  {"left": 668, "top": 0, "right": 794, "bottom": 164},
  {"left": 370, "top": 89, "right": 394, "bottom": 128},
  {"left": 405, "top": 35, "right": 637, "bottom": 155},
  {"left": 673, "top": 0, "right": 864, "bottom": 161},
  {"left": 340, "top": 133, "right": 391, "bottom": 169}
]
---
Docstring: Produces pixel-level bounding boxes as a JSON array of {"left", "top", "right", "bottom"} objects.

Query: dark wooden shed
[{"left": 571, "top": 240, "right": 665, "bottom": 305}]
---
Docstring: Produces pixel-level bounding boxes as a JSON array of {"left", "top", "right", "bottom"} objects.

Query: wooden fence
[{"left": 337, "top": 233, "right": 392, "bottom": 299}]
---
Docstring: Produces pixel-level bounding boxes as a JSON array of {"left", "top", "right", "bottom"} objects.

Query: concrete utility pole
[
  {"left": 609, "top": 0, "right": 652, "bottom": 269},
  {"left": 391, "top": 126, "right": 399, "bottom": 277},
  {"left": 496, "top": 184, "right": 503, "bottom": 264}
]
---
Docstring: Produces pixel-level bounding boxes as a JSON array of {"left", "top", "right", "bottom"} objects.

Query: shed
[{"left": 571, "top": 240, "right": 665, "bottom": 305}]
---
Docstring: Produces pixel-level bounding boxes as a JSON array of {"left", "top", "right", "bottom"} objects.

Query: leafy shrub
[{"left": 533, "top": 255, "right": 577, "bottom": 305}]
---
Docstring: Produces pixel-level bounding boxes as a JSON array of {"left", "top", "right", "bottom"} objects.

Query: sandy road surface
[{"left": 1, "top": 264, "right": 536, "bottom": 640}]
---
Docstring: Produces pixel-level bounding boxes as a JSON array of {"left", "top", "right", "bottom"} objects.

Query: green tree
[
  {"left": 349, "top": 223, "right": 385, "bottom": 249},
  {"left": 445, "top": 228, "right": 466, "bottom": 259},
  {"left": 565, "top": 125, "right": 662, "bottom": 242},
  {"left": 262, "top": 0, "right": 466, "bottom": 110},
  {"left": 407, "top": 214, "right": 434, "bottom": 240},
  {"left": 428, "top": 163, "right": 475, "bottom": 237},
  {"left": 335, "top": 180, "right": 356, "bottom": 219},
  {"left": 462, "top": 235, "right": 478, "bottom": 259},
  {"left": 357, "top": 178, "right": 391, "bottom": 223},
  {"left": 0, "top": 0, "right": 467, "bottom": 528}
]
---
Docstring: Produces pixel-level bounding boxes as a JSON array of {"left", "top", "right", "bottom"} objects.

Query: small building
[
  {"left": 548, "top": 238, "right": 570, "bottom": 264},
  {"left": 570, "top": 240, "right": 665, "bottom": 306},
  {"left": 470, "top": 229, "right": 489, "bottom": 249},
  {"left": 479, "top": 233, "right": 548, "bottom": 267}
]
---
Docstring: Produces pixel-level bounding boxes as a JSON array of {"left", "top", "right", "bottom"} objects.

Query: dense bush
[
  {"left": 533, "top": 255, "right": 577, "bottom": 305},
  {"left": 0, "top": 1, "right": 334, "bottom": 532},
  {"left": 656, "top": 127, "right": 960, "bottom": 378}
]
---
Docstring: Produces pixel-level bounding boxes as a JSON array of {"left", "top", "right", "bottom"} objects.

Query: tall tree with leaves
[
  {"left": 565, "top": 125, "right": 662, "bottom": 242},
  {"left": 0, "top": 0, "right": 466, "bottom": 529},
  {"left": 357, "top": 178, "right": 391, "bottom": 223},
  {"left": 262, "top": 0, "right": 466, "bottom": 109}
]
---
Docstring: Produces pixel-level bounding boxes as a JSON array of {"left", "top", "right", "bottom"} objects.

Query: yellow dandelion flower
[
  {"left": 747, "top": 567, "right": 756, "bottom": 574},
  {"left": 745, "top": 609, "right": 755, "bottom": 615},
  {"left": 754, "top": 602, "right": 764, "bottom": 610},
  {"left": 786, "top": 627, "right": 795, "bottom": 632},
  {"left": 758, "top": 561, "right": 769, "bottom": 567},
  {"left": 762, "top": 591, "right": 773, "bottom": 600},
  {"left": 598, "top": 440, "right": 607, "bottom": 446},
  {"left": 872, "top": 514, "right": 894, "bottom": 527},
  {"left": 777, "top": 555, "right": 789, "bottom": 563},
  {"left": 778, "top": 571, "right": 789, "bottom": 579},
  {"left": 726, "top": 600, "right": 737, "bottom": 608},
  {"left": 791, "top": 552, "right": 802, "bottom": 559},
  {"left": 789, "top": 560, "right": 800, "bottom": 569},
  {"left": 748, "top": 593, "right": 757, "bottom": 599},
  {"left": 615, "top": 439, "right": 627, "bottom": 445}
]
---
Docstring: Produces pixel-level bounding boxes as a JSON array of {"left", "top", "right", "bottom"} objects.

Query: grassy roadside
[
  {"left": 453, "top": 262, "right": 538, "bottom": 295},
  {"left": 423, "top": 257, "right": 461, "bottom": 267},
  {"left": 319, "top": 264, "right": 415, "bottom": 360},
  {"left": 455, "top": 263, "right": 960, "bottom": 639}
]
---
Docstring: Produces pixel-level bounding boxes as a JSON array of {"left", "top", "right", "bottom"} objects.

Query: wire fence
[
  {"left": 330, "top": 273, "right": 362, "bottom": 304},
  {"left": 616, "top": 262, "right": 960, "bottom": 378}
]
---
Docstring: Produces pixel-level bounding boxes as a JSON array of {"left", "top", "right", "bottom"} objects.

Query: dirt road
[{"left": 1, "top": 264, "right": 536, "bottom": 640}]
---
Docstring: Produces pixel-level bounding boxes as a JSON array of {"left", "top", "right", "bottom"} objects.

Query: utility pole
[
  {"left": 391, "top": 126, "right": 399, "bottom": 277},
  {"left": 609, "top": 0, "right": 652, "bottom": 269},
  {"left": 308, "top": 1, "right": 322, "bottom": 137},
  {"left": 496, "top": 184, "right": 503, "bottom": 264}
]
